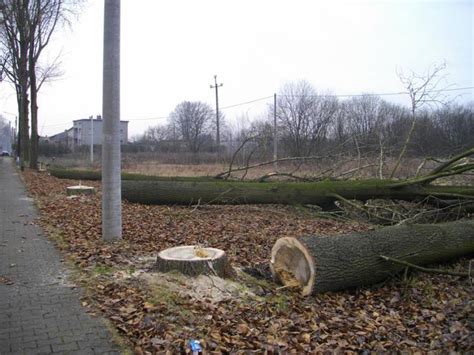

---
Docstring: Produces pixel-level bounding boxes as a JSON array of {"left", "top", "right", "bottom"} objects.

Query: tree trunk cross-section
[
  {"left": 66, "top": 185, "right": 95, "bottom": 196},
  {"left": 154, "top": 246, "right": 231, "bottom": 278},
  {"left": 271, "top": 219, "right": 474, "bottom": 295}
]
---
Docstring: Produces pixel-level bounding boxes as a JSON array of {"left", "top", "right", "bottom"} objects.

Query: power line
[
  {"left": 39, "top": 86, "right": 474, "bottom": 130},
  {"left": 432, "top": 86, "right": 474, "bottom": 92},
  {"left": 42, "top": 122, "right": 70, "bottom": 128},
  {"left": 127, "top": 115, "right": 169, "bottom": 121},
  {"left": 220, "top": 95, "right": 274, "bottom": 110},
  {"left": 281, "top": 86, "right": 474, "bottom": 98},
  {"left": 336, "top": 86, "right": 474, "bottom": 97},
  {"left": 205, "top": 85, "right": 474, "bottom": 111}
]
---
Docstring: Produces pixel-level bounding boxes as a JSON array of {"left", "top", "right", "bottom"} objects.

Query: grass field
[{"left": 46, "top": 152, "right": 473, "bottom": 185}]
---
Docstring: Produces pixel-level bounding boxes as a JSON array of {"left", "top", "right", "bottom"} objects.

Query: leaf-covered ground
[{"left": 22, "top": 170, "right": 473, "bottom": 353}]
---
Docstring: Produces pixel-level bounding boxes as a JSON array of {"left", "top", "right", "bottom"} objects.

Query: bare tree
[
  {"left": 143, "top": 124, "right": 169, "bottom": 144},
  {"left": 0, "top": 48, "right": 6, "bottom": 80},
  {"left": 344, "top": 94, "right": 384, "bottom": 149},
  {"left": 276, "top": 80, "right": 338, "bottom": 156},
  {"left": 27, "top": 0, "right": 71, "bottom": 169},
  {"left": 390, "top": 62, "right": 448, "bottom": 177},
  {"left": 0, "top": 0, "right": 30, "bottom": 169},
  {"left": 0, "top": 0, "right": 76, "bottom": 169},
  {"left": 169, "top": 101, "right": 214, "bottom": 153},
  {"left": 433, "top": 103, "right": 474, "bottom": 152}
]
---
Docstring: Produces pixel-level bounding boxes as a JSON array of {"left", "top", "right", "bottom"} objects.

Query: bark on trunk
[
  {"left": 18, "top": 5, "right": 29, "bottom": 170},
  {"left": 270, "top": 219, "right": 474, "bottom": 295},
  {"left": 48, "top": 168, "right": 474, "bottom": 207},
  {"left": 121, "top": 180, "right": 474, "bottom": 206},
  {"left": 29, "top": 50, "right": 38, "bottom": 170},
  {"left": 19, "top": 89, "right": 29, "bottom": 169},
  {"left": 48, "top": 168, "right": 207, "bottom": 182}
]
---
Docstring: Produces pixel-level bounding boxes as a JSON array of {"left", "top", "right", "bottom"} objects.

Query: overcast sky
[{"left": 0, "top": 0, "right": 472, "bottom": 138}]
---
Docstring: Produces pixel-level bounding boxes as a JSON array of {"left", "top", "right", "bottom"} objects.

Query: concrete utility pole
[
  {"left": 210, "top": 75, "right": 223, "bottom": 148},
  {"left": 102, "top": 0, "right": 121, "bottom": 241},
  {"left": 273, "top": 93, "right": 278, "bottom": 169},
  {"left": 90, "top": 116, "right": 94, "bottom": 164}
]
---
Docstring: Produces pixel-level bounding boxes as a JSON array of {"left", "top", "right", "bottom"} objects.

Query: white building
[
  {"left": 73, "top": 115, "right": 128, "bottom": 146},
  {"left": 50, "top": 115, "right": 128, "bottom": 148}
]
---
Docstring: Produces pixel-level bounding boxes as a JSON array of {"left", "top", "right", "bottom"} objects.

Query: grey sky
[{"left": 0, "top": 0, "right": 472, "bottom": 138}]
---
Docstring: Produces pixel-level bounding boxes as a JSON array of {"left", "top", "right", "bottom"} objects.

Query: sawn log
[
  {"left": 49, "top": 168, "right": 474, "bottom": 207},
  {"left": 121, "top": 179, "right": 474, "bottom": 206},
  {"left": 270, "top": 219, "right": 474, "bottom": 295}
]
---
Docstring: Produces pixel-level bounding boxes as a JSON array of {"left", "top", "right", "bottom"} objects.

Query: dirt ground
[{"left": 22, "top": 169, "right": 473, "bottom": 353}]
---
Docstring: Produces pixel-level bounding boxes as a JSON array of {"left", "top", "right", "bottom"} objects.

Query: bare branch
[
  {"left": 216, "top": 135, "right": 256, "bottom": 180},
  {"left": 214, "top": 153, "right": 342, "bottom": 179},
  {"left": 391, "top": 62, "right": 449, "bottom": 178},
  {"left": 380, "top": 255, "right": 469, "bottom": 277},
  {"left": 429, "top": 147, "right": 474, "bottom": 176}
]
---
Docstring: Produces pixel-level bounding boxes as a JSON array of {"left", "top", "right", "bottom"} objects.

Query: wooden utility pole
[
  {"left": 210, "top": 75, "right": 223, "bottom": 149},
  {"left": 102, "top": 0, "right": 121, "bottom": 241}
]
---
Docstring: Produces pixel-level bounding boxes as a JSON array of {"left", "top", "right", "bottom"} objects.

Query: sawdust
[
  {"left": 111, "top": 255, "right": 255, "bottom": 303},
  {"left": 140, "top": 271, "right": 254, "bottom": 303},
  {"left": 274, "top": 266, "right": 301, "bottom": 289},
  {"left": 194, "top": 246, "right": 210, "bottom": 258}
]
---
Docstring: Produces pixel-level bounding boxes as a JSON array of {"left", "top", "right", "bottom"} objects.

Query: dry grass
[
  {"left": 47, "top": 152, "right": 473, "bottom": 185},
  {"left": 123, "top": 156, "right": 472, "bottom": 184},
  {"left": 125, "top": 162, "right": 225, "bottom": 177}
]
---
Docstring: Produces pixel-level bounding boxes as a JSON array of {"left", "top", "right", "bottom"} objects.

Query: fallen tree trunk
[
  {"left": 121, "top": 179, "right": 474, "bottom": 206},
  {"left": 270, "top": 219, "right": 474, "bottom": 295},
  {"left": 48, "top": 168, "right": 210, "bottom": 182},
  {"left": 49, "top": 167, "right": 474, "bottom": 206}
]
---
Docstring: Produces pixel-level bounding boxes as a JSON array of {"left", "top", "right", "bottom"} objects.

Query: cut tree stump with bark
[
  {"left": 154, "top": 246, "right": 232, "bottom": 278},
  {"left": 270, "top": 219, "right": 474, "bottom": 295},
  {"left": 66, "top": 185, "right": 95, "bottom": 196}
]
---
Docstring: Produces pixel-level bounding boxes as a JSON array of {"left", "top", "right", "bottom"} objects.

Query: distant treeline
[
  {"left": 132, "top": 84, "right": 473, "bottom": 160},
  {"left": 40, "top": 81, "right": 473, "bottom": 161}
]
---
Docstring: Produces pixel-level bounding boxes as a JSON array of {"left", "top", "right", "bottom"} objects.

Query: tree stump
[
  {"left": 66, "top": 185, "right": 95, "bottom": 196},
  {"left": 154, "top": 246, "right": 231, "bottom": 278}
]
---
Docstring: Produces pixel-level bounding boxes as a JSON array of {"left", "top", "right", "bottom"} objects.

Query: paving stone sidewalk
[{"left": 0, "top": 158, "right": 121, "bottom": 355}]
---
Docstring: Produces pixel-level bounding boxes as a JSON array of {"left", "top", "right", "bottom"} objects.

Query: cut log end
[
  {"left": 154, "top": 245, "right": 231, "bottom": 278},
  {"left": 66, "top": 185, "right": 95, "bottom": 196},
  {"left": 271, "top": 219, "right": 474, "bottom": 295},
  {"left": 270, "top": 237, "right": 315, "bottom": 296}
]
